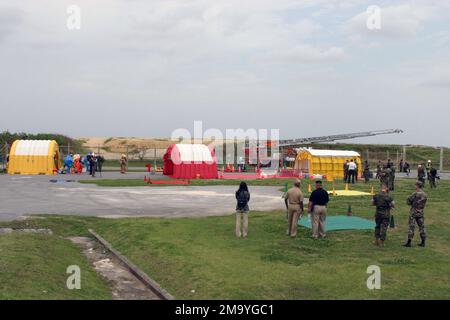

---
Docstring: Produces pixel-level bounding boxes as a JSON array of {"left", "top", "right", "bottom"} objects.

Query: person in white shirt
[{"left": 347, "top": 160, "right": 357, "bottom": 184}]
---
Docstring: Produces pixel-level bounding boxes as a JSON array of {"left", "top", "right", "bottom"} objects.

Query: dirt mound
[{"left": 80, "top": 137, "right": 227, "bottom": 159}]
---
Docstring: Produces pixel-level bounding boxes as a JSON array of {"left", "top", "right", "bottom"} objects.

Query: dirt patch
[{"left": 69, "top": 236, "right": 160, "bottom": 300}]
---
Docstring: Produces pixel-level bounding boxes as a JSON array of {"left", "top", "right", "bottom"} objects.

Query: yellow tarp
[{"left": 329, "top": 190, "right": 372, "bottom": 196}]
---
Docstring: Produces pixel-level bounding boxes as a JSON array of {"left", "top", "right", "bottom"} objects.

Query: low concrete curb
[{"left": 88, "top": 229, "right": 174, "bottom": 300}]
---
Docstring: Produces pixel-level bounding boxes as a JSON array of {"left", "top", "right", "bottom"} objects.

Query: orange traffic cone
[
  {"left": 238, "top": 165, "right": 242, "bottom": 173},
  {"left": 226, "top": 164, "right": 230, "bottom": 172},
  {"left": 231, "top": 165, "right": 235, "bottom": 173}
]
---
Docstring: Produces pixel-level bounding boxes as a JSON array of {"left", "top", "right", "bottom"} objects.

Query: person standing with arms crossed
[
  {"left": 308, "top": 181, "right": 329, "bottom": 239},
  {"left": 285, "top": 179, "right": 304, "bottom": 238}
]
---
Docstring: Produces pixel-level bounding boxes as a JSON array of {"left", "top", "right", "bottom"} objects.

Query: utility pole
[
  {"left": 440, "top": 147, "right": 444, "bottom": 172},
  {"left": 403, "top": 145, "right": 407, "bottom": 163},
  {"left": 126, "top": 145, "right": 129, "bottom": 170},
  {"left": 154, "top": 147, "right": 157, "bottom": 171}
]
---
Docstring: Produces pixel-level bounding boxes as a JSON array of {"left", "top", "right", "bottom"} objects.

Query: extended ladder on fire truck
[{"left": 279, "top": 129, "right": 403, "bottom": 147}]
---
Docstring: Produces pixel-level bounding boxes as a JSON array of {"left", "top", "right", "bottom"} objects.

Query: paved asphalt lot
[
  {"left": 1, "top": 170, "right": 448, "bottom": 222},
  {"left": 0, "top": 172, "right": 285, "bottom": 221}
]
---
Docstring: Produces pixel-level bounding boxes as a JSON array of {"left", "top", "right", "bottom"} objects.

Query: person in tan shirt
[{"left": 285, "top": 179, "right": 304, "bottom": 238}]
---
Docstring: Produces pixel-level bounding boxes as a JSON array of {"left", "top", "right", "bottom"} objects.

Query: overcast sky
[{"left": 0, "top": 0, "right": 449, "bottom": 146}]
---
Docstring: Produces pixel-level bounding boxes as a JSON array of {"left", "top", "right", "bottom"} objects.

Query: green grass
[
  {"left": 0, "top": 232, "right": 112, "bottom": 299},
  {"left": 78, "top": 176, "right": 415, "bottom": 191},
  {"left": 2, "top": 178, "right": 449, "bottom": 299}
]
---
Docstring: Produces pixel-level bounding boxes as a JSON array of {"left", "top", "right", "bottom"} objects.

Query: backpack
[{"left": 236, "top": 191, "right": 249, "bottom": 209}]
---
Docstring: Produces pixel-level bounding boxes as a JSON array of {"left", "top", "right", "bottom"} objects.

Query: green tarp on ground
[{"left": 299, "top": 215, "right": 375, "bottom": 231}]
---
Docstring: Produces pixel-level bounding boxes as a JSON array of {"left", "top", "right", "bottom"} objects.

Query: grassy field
[
  {"left": 2, "top": 178, "right": 449, "bottom": 299},
  {"left": 0, "top": 232, "right": 112, "bottom": 299}
]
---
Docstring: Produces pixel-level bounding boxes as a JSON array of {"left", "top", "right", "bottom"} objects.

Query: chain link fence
[
  {"left": 2, "top": 142, "right": 449, "bottom": 173},
  {"left": 59, "top": 144, "right": 167, "bottom": 170},
  {"left": 361, "top": 146, "right": 449, "bottom": 172}
]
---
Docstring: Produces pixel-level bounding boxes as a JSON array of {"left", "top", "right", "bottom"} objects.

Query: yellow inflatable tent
[
  {"left": 7, "top": 140, "right": 61, "bottom": 175},
  {"left": 294, "top": 148, "right": 362, "bottom": 179}
]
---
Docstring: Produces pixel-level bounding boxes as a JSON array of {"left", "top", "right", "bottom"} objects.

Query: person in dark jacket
[
  {"left": 428, "top": 167, "right": 438, "bottom": 189},
  {"left": 363, "top": 160, "right": 371, "bottom": 183},
  {"left": 308, "top": 181, "right": 329, "bottom": 239},
  {"left": 235, "top": 181, "right": 250, "bottom": 238},
  {"left": 96, "top": 155, "right": 105, "bottom": 176},
  {"left": 88, "top": 153, "right": 97, "bottom": 177}
]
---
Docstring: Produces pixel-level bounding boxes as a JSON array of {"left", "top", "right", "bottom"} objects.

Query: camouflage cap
[{"left": 415, "top": 181, "right": 424, "bottom": 188}]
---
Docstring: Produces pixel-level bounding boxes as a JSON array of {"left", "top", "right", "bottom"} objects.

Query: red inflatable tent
[{"left": 163, "top": 144, "right": 218, "bottom": 179}]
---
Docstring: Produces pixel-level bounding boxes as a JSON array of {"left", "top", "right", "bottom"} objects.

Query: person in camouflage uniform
[
  {"left": 403, "top": 181, "right": 428, "bottom": 247},
  {"left": 389, "top": 165, "right": 396, "bottom": 191},
  {"left": 428, "top": 166, "right": 438, "bottom": 189},
  {"left": 379, "top": 166, "right": 391, "bottom": 189},
  {"left": 372, "top": 184, "right": 395, "bottom": 247},
  {"left": 376, "top": 161, "right": 382, "bottom": 179},
  {"left": 417, "top": 164, "right": 426, "bottom": 185}
]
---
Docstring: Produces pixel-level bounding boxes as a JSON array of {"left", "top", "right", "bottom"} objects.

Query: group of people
[
  {"left": 234, "top": 179, "right": 330, "bottom": 239},
  {"left": 234, "top": 178, "right": 429, "bottom": 249},
  {"left": 61, "top": 153, "right": 129, "bottom": 176},
  {"left": 399, "top": 159, "right": 411, "bottom": 175},
  {"left": 343, "top": 159, "right": 359, "bottom": 184},
  {"left": 377, "top": 159, "right": 396, "bottom": 191},
  {"left": 372, "top": 181, "right": 427, "bottom": 248},
  {"left": 418, "top": 160, "right": 439, "bottom": 189},
  {"left": 62, "top": 152, "right": 105, "bottom": 177},
  {"left": 345, "top": 159, "right": 381, "bottom": 184}
]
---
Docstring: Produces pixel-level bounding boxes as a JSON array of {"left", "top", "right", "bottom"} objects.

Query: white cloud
[
  {"left": 264, "top": 45, "right": 345, "bottom": 63},
  {"left": 1, "top": 0, "right": 450, "bottom": 145}
]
